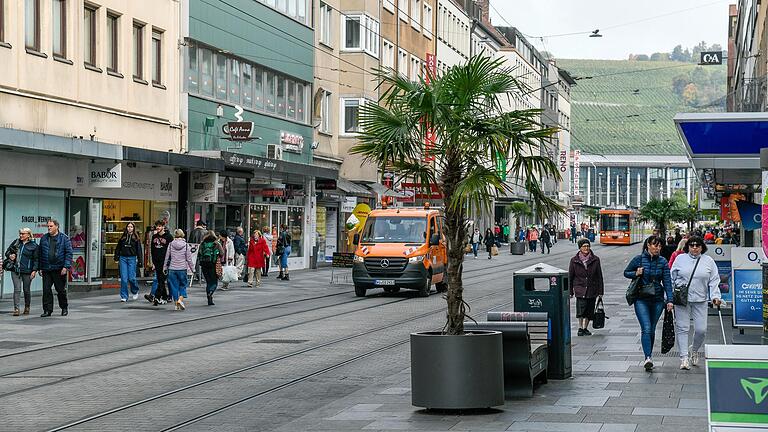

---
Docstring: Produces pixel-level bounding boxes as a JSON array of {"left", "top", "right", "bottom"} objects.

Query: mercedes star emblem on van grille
[{"left": 380, "top": 259, "right": 390, "bottom": 268}]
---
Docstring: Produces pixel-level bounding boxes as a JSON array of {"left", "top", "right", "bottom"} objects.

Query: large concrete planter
[
  {"left": 410, "top": 330, "right": 504, "bottom": 409},
  {"left": 510, "top": 241, "right": 526, "bottom": 255}
]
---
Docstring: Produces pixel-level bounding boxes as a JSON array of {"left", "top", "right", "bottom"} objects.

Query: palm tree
[
  {"left": 506, "top": 202, "right": 532, "bottom": 240},
  {"left": 639, "top": 198, "right": 683, "bottom": 238},
  {"left": 351, "top": 56, "right": 562, "bottom": 335}
]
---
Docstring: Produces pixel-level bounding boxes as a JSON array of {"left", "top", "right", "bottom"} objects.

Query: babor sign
[
  {"left": 89, "top": 162, "right": 122, "bottom": 188},
  {"left": 700, "top": 51, "right": 723, "bottom": 65}
]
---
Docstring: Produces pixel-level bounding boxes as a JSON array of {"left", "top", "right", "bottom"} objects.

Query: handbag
[
  {"left": 490, "top": 245, "right": 499, "bottom": 256},
  {"left": 3, "top": 241, "right": 18, "bottom": 272},
  {"left": 673, "top": 257, "right": 700, "bottom": 306},
  {"left": 626, "top": 277, "right": 642, "bottom": 305},
  {"left": 464, "top": 244, "right": 472, "bottom": 253},
  {"left": 592, "top": 298, "right": 607, "bottom": 329},
  {"left": 661, "top": 309, "right": 676, "bottom": 354},
  {"left": 215, "top": 260, "right": 223, "bottom": 278}
]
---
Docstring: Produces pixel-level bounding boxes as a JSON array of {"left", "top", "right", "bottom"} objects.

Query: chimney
[{"left": 476, "top": 0, "right": 490, "bottom": 24}]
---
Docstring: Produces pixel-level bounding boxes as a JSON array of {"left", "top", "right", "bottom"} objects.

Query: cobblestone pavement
[{"left": 0, "top": 241, "right": 714, "bottom": 432}]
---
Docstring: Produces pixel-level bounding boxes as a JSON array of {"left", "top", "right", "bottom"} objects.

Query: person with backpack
[
  {"left": 276, "top": 225, "right": 292, "bottom": 280},
  {"left": 146, "top": 221, "right": 174, "bottom": 306},
  {"left": 163, "top": 229, "right": 194, "bottom": 311},
  {"left": 199, "top": 231, "right": 223, "bottom": 305},
  {"left": 5, "top": 227, "right": 39, "bottom": 316},
  {"left": 246, "top": 230, "right": 270, "bottom": 287},
  {"left": 114, "top": 222, "right": 143, "bottom": 302}
]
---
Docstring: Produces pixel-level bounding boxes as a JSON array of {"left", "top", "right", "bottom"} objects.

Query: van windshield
[{"left": 361, "top": 217, "right": 427, "bottom": 243}]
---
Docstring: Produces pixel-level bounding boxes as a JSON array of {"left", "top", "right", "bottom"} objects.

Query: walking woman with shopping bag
[
  {"left": 670, "top": 236, "right": 722, "bottom": 370},
  {"left": 624, "top": 235, "right": 674, "bottom": 372},
  {"left": 568, "top": 239, "right": 604, "bottom": 336}
]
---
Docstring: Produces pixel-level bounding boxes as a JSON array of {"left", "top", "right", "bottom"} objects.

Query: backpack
[{"left": 199, "top": 241, "right": 219, "bottom": 265}]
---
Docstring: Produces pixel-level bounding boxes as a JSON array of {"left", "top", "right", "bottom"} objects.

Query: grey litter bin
[{"left": 512, "top": 263, "right": 572, "bottom": 379}]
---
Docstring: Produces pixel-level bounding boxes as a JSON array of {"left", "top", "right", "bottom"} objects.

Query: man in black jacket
[{"left": 146, "top": 221, "right": 174, "bottom": 305}]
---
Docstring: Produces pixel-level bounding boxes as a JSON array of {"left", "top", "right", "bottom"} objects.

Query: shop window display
[{"left": 288, "top": 206, "right": 303, "bottom": 257}]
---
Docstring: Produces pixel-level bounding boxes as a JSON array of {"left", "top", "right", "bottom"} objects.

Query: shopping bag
[
  {"left": 661, "top": 309, "right": 675, "bottom": 354},
  {"left": 490, "top": 245, "right": 499, "bottom": 256},
  {"left": 592, "top": 298, "right": 606, "bottom": 329},
  {"left": 464, "top": 244, "right": 472, "bottom": 254},
  {"left": 221, "top": 265, "right": 239, "bottom": 283}
]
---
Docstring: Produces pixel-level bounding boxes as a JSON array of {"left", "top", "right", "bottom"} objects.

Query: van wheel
[
  {"left": 418, "top": 274, "right": 432, "bottom": 297},
  {"left": 383, "top": 286, "right": 400, "bottom": 294},
  {"left": 354, "top": 285, "right": 367, "bottom": 297},
  {"left": 435, "top": 272, "right": 448, "bottom": 293}
]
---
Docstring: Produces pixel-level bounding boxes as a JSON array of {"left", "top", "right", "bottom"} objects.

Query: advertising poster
[
  {"left": 731, "top": 247, "right": 766, "bottom": 327},
  {"left": 705, "top": 244, "right": 733, "bottom": 303},
  {"left": 325, "top": 208, "right": 338, "bottom": 262},
  {"left": 707, "top": 357, "right": 768, "bottom": 427}
]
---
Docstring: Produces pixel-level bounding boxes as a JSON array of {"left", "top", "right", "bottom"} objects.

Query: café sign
[
  {"left": 222, "top": 122, "right": 254, "bottom": 141},
  {"left": 281, "top": 131, "right": 304, "bottom": 153}
]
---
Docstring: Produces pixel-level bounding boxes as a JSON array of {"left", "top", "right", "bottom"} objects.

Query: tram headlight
[{"left": 353, "top": 254, "right": 365, "bottom": 263}]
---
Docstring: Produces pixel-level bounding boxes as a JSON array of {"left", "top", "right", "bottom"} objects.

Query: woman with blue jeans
[
  {"left": 277, "top": 225, "right": 292, "bottom": 281},
  {"left": 114, "top": 222, "right": 143, "bottom": 302},
  {"left": 163, "top": 229, "right": 195, "bottom": 311},
  {"left": 624, "top": 235, "right": 673, "bottom": 371}
]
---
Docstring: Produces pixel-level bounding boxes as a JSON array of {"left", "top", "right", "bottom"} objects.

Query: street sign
[{"left": 700, "top": 51, "right": 723, "bottom": 65}]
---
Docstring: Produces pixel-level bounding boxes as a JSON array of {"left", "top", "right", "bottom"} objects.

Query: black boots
[
  {"left": 282, "top": 273, "right": 290, "bottom": 281},
  {"left": 277, "top": 271, "right": 284, "bottom": 279},
  {"left": 207, "top": 295, "right": 214, "bottom": 306}
]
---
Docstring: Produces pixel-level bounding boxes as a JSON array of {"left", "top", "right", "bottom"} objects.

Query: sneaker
[
  {"left": 577, "top": 328, "right": 585, "bottom": 336},
  {"left": 643, "top": 358, "right": 654, "bottom": 371},
  {"left": 153, "top": 298, "right": 159, "bottom": 306},
  {"left": 159, "top": 299, "right": 167, "bottom": 305},
  {"left": 177, "top": 300, "right": 186, "bottom": 311},
  {"left": 690, "top": 350, "right": 700, "bottom": 367},
  {"left": 144, "top": 294, "right": 155, "bottom": 303},
  {"left": 175, "top": 303, "right": 180, "bottom": 311},
  {"left": 582, "top": 329, "right": 592, "bottom": 336},
  {"left": 120, "top": 298, "right": 127, "bottom": 303},
  {"left": 680, "top": 357, "right": 691, "bottom": 370},
  {"left": 132, "top": 293, "right": 139, "bottom": 301}
]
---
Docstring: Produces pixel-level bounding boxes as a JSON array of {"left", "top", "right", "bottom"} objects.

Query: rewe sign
[{"left": 89, "top": 162, "right": 122, "bottom": 188}]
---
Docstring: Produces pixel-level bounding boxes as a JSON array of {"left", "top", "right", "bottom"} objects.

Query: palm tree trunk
[{"left": 442, "top": 152, "right": 466, "bottom": 335}]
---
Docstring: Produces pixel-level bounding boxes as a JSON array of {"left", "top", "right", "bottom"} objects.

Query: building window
[
  {"left": 186, "top": 45, "right": 198, "bottom": 92},
  {"left": 341, "top": 98, "right": 362, "bottom": 134},
  {"left": 410, "top": 55, "right": 421, "bottom": 82},
  {"left": 319, "top": 2, "right": 331, "bottom": 46},
  {"left": 320, "top": 90, "right": 331, "bottom": 134},
  {"left": 383, "top": 0, "right": 394, "bottom": 13},
  {"left": 253, "top": 66, "right": 264, "bottom": 109},
  {"left": 52, "top": 0, "right": 66, "bottom": 58},
  {"left": 228, "top": 58, "right": 240, "bottom": 103},
  {"left": 132, "top": 22, "right": 144, "bottom": 79},
  {"left": 423, "top": 3, "right": 432, "bottom": 37},
  {"left": 214, "top": 53, "right": 227, "bottom": 99},
  {"left": 255, "top": 0, "right": 309, "bottom": 26},
  {"left": 151, "top": 30, "right": 162, "bottom": 85},
  {"left": 287, "top": 81, "right": 296, "bottom": 120},
  {"left": 25, "top": 0, "right": 40, "bottom": 51},
  {"left": 296, "top": 83, "right": 306, "bottom": 123},
  {"left": 276, "top": 77, "right": 286, "bottom": 116},
  {"left": 241, "top": 63, "right": 252, "bottom": 107},
  {"left": 265, "top": 71, "right": 276, "bottom": 113},
  {"left": 398, "top": 0, "right": 408, "bottom": 21},
  {"left": 341, "top": 14, "right": 379, "bottom": 57},
  {"left": 107, "top": 13, "right": 119, "bottom": 72},
  {"left": 410, "top": 0, "right": 420, "bottom": 29},
  {"left": 200, "top": 47, "right": 213, "bottom": 97},
  {"left": 83, "top": 5, "right": 97, "bottom": 65},
  {"left": 0, "top": 0, "right": 5, "bottom": 42},
  {"left": 398, "top": 48, "right": 408, "bottom": 77},
  {"left": 382, "top": 39, "right": 394, "bottom": 70}
]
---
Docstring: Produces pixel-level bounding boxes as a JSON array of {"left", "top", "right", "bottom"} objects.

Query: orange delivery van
[{"left": 352, "top": 203, "right": 448, "bottom": 297}]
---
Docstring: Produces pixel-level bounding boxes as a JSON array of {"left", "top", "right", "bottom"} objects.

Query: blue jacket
[
  {"left": 38, "top": 232, "right": 73, "bottom": 271},
  {"left": 4, "top": 239, "right": 39, "bottom": 274},
  {"left": 624, "top": 251, "right": 673, "bottom": 302},
  {"left": 233, "top": 234, "right": 247, "bottom": 256}
]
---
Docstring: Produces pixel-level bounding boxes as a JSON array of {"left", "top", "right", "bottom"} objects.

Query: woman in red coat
[{"left": 246, "top": 230, "right": 270, "bottom": 287}]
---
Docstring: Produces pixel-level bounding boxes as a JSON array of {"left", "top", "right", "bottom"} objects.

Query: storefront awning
[
  {"left": 124, "top": 147, "right": 224, "bottom": 171},
  {"left": 365, "top": 182, "right": 408, "bottom": 198},
  {"left": 336, "top": 178, "right": 374, "bottom": 197},
  {"left": 674, "top": 112, "right": 768, "bottom": 171}
]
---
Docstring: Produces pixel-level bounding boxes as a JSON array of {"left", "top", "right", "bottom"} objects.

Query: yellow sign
[{"left": 353, "top": 203, "right": 371, "bottom": 227}]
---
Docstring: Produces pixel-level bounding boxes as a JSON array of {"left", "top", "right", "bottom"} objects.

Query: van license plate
[{"left": 375, "top": 280, "right": 395, "bottom": 286}]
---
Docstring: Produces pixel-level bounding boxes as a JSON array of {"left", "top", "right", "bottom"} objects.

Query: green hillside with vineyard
[{"left": 556, "top": 59, "right": 727, "bottom": 156}]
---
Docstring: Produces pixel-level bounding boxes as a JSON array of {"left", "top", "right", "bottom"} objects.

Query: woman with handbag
[
  {"left": 5, "top": 228, "right": 39, "bottom": 316},
  {"left": 199, "top": 231, "right": 223, "bottom": 305},
  {"left": 114, "top": 222, "right": 143, "bottom": 302},
  {"left": 670, "top": 236, "right": 722, "bottom": 370},
  {"left": 483, "top": 228, "right": 495, "bottom": 260},
  {"left": 163, "top": 229, "right": 195, "bottom": 311},
  {"left": 568, "top": 239, "right": 604, "bottom": 336},
  {"left": 624, "top": 235, "right": 674, "bottom": 371}
]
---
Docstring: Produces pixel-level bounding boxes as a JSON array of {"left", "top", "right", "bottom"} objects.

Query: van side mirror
[
  {"left": 353, "top": 234, "right": 360, "bottom": 245},
  {"left": 429, "top": 234, "right": 440, "bottom": 246}
]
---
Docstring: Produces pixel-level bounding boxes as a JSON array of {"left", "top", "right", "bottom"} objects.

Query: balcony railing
[{"left": 735, "top": 76, "right": 767, "bottom": 112}]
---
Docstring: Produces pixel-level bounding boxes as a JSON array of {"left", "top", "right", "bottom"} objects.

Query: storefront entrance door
[{"left": 270, "top": 207, "right": 288, "bottom": 231}]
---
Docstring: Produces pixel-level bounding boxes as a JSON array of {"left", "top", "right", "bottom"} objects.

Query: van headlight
[
  {"left": 408, "top": 255, "right": 425, "bottom": 263},
  {"left": 353, "top": 255, "right": 364, "bottom": 263}
]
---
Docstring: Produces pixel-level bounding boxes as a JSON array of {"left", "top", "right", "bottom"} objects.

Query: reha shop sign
[{"left": 89, "top": 162, "right": 122, "bottom": 188}]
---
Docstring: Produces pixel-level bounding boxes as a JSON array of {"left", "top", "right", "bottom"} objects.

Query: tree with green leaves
[
  {"left": 639, "top": 198, "right": 684, "bottom": 238},
  {"left": 506, "top": 202, "right": 532, "bottom": 235},
  {"left": 352, "top": 56, "right": 562, "bottom": 335}
]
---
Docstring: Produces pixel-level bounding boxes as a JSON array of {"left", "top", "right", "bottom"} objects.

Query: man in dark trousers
[
  {"left": 146, "top": 221, "right": 174, "bottom": 305},
  {"left": 38, "top": 219, "right": 73, "bottom": 317},
  {"left": 540, "top": 226, "right": 552, "bottom": 255}
]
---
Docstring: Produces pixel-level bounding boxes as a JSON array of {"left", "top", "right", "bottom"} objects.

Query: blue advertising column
[{"left": 731, "top": 248, "right": 765, "bottom": 328}]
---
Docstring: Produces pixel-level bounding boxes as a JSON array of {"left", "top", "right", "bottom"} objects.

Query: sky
[{"left": 489, "top": 0, "right": 730, "bottom": 60}]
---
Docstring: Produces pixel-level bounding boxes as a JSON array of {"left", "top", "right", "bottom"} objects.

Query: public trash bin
[{"left": 511, "top": 263, "right": 572, "bottom": 379}]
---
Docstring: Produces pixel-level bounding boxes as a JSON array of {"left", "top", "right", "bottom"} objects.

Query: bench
[{"left": 463, "top": 320, "right": 548, "bottom": 398}]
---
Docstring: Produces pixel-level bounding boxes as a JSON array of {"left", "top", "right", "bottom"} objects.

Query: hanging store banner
[
  {"left": 189, "top": 173, "right": 219, "bottom": 203},
  {"left": 572, "top": 150, "right": 581, "bottom": 197},
  {"left": 88, "top": 162, "right": 122, "bottom": 188},
  {"left": 423, "top": 53, "right": 437, "bottom": 162},
  {"left": 736, "top": 201, "right": 762, "bottom": 231}
]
